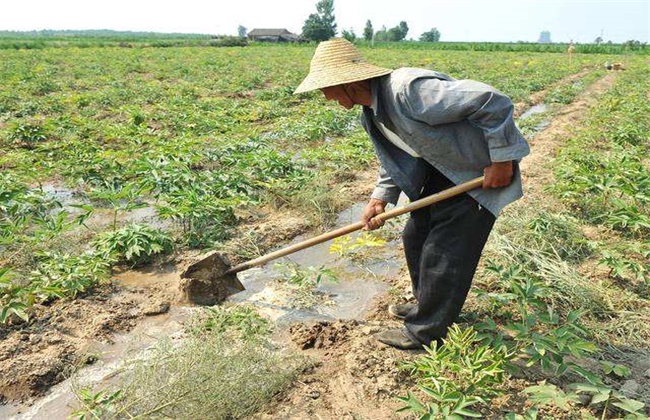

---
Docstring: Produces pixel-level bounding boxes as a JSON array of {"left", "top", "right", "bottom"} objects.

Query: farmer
[{"left": 294, "top": 38, "right": 529, "bottom": 350}]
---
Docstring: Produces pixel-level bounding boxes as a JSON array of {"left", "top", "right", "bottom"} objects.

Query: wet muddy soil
[{"left": 0, "top": 170, "right": 379, "bottom": 417}]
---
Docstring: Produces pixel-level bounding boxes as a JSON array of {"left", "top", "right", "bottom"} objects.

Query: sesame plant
[
  {"left": 1, "top": 252, "right": 112, "bottom": 324},
  {"left": 329, "top": 231, "right": 388, "bottom": 261},
  {"left": 0, "top": 268, "right": 29, "bottom": 324},
  {"left": 8, "top": 122, "right": 48, "bottom": 148},
  {"left": 399, "top": 325, "right": 513, "bottom": 419},
  {"left": 93, "top": 223, "right": 174, "bottom": 267},
  {"left": 88, "top": 183, "right": 150, "bottom": 231},
  {"left": 71, "top": 388, "right": 123, "bottom": 420}
]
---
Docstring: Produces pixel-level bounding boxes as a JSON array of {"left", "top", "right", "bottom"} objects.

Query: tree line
[{"left": 301, "top": 0, "right": 441, "bottom": 43}]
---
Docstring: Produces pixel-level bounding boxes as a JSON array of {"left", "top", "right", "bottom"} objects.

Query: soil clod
[
  {"left": 180, "top": 252, "right": 245, "bottom": 305},
  {"left": 289, "top": 320, "right": 358, "bottom": 350}
]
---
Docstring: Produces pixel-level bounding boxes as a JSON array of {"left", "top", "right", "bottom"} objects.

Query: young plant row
[
  {"left": 0, "top": 174, "right": 175, "bottom": 323},
  {"left": 1, "top": 46, "right": 612, "bottom": 325}
]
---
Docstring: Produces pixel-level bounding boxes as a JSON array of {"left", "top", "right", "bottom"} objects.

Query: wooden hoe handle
[{"left": 226, "top": 176, "right": 484, "bottom": 274}]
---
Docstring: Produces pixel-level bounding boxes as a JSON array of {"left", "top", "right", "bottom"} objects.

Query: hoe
[{"left": 180, "top": 176, "right": 484, "bottom": 305}]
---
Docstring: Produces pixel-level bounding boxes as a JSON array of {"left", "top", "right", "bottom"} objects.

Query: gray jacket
[{"left": 361, "top": 67, "right": 530, "bottom": 216}]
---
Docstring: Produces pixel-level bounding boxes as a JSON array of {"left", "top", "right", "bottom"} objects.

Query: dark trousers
[{"left": 402, "top": 164, "right": 495, "bottom": 346}]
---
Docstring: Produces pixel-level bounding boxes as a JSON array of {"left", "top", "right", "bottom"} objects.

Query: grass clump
[
  {"left": 73, "top": 304, "right": 308, "bottom": 419},
  {"left": 526, "top": 210, "right": 595, "bottom": 262},
  {"left": 185, "top": 304, "right": 273, "bottom": 339}
]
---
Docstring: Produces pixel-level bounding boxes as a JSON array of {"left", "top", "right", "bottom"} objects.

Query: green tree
[
  {"left": 302, "top": 0, "right": 337, "bottom": 42},
  {"left": 623, "top": 39, "right": 644, "bottom": 50},
  {"left": 363, "top": 19, "right": 373, "bottom": 41},
  {"left": 237, "top": 25, "right": 247, "bottom": 38},
  {"left": 387, "top": 27, "right": 402, "bottom": 41},
  {"left": 420, "top": 28, "right": 441, "bottom": 42},
  {"left": 341, "top": 28, "right": 356, "bottom": 42},
  {"left": 399, "top": 21, "right": 409, "bottom": 39},
  {"left": 374, "top": 25, "right": 388, "bottom": 42},
  {"left": 385, "top": 21, "right": 409, "bottom": 42}
]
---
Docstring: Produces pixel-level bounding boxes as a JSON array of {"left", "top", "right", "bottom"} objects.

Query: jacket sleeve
[
  {"left": 370, "top": 165, "right": 402, "bottom": 204},
  {"left": 398, "top": 78, "right": 529, "bottom": 163}
]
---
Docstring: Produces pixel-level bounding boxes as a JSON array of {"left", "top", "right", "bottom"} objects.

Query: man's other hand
[
  {"left": 362, "top": 198, "right": 387, "bottom": 230},
  {"left": 483, "top": 161, "right": 513, "bottom": 189}
]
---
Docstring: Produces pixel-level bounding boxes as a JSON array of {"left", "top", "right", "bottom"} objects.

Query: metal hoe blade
[{"left": 180, "top": 252, "right": 244, "bottom": 305}]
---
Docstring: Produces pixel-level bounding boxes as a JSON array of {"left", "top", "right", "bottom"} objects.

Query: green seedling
[
  {"left": 93, "top": 223, "right": 174, "bottom": 267},
  {"left": 399, "top": 325, "right": 513, "bottom": 419},
  {"left": 88, "top": 183, "right": 150, "bottom": 231},
  {"left": 187, "top": 305, "right": 272, "bottom": 340},
  {"left": 329, "top": 231, "right": 387, "bottom": 261}
]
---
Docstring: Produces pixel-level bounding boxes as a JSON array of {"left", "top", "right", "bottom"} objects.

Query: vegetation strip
[{"left": 1, "top": 45, "right": 620, "bottom": 326}]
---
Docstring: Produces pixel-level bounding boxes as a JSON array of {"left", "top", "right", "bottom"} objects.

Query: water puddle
[
  {"left": 39, "top": 182, "right": 171, "bottom": 228},
  {"left": 519, "top": 103, "right": 551, "bottom": 133},
  {"left": 230, "top": 202, "right": 401, "bottom": 324},
  {"left": 2, "top": 200, "right": 405, "bottom": 419},
  {"left": 230, "top": 199, "right": 402, "bottom": 318},
  {"left": 117, "top": 205, "right": 172, "bottom": 230},
  {"left": 520, "top": 103, "right": 548, "bottom": 119},
  {"left": 40, "top": 183, "right": 89, "bottom": 216}
]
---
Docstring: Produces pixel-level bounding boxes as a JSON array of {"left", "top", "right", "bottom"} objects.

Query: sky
[{"left": 1, "top": 0, "right": 648, "bottom": 44}]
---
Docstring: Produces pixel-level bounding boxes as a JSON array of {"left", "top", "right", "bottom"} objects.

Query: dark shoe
[
  {"left": 387, "top": 303, "right": 416, "bottom": 319},
  {"left": 375, "top": 328, "right": 423, "bottom": 350}
]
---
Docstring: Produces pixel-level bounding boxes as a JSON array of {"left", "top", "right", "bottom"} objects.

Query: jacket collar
[{"left": 369, "top": 76, "right": 388, "bottom": 122}]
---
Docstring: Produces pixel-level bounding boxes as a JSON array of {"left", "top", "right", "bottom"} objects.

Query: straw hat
[{"left": 294, "top": 38, "right": 393, "bottom": 94}]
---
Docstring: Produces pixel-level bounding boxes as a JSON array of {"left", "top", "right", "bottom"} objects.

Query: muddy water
[
  {"left": 40, "top": 184, "right": 89, "bottom": 216},
  {"left": 520, "top": 103, "right": 548, "bottom": 119},
  {"left": 112, "top": 262, "right": 179, "bottom": 288},
  {"left": 40, "top": 183, "right": 171, "bottom": 230},
  {"left": 0, "top": 307, "right": 193, "bottom": 419},
  {"left": 519, "top": 103, "right": 551, "bottom": 132},
  {"left": 233, "top": 201, "right": 403, "bottom": 325},
  {"left": 2, "top": 200, "right": 405, "bottom": 419}
]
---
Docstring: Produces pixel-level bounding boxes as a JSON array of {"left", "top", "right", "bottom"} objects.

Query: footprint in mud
[{"left": 289, "top": 320, "right": 359, "bottom": 350}]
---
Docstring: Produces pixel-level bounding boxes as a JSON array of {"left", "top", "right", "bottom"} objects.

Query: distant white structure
[{"left": 538, "top": 30, "right": 551, "bottom": 44}]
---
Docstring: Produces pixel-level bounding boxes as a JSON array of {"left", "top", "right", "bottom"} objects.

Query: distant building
[
  {"left": 247, "top": 28, "right": 301, "bottom": 43},
  {"left": 538, "top": 30, "right": 552, "bottom": 44}
]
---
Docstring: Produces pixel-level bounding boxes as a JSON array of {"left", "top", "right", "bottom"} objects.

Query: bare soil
[
  {"left": 0, "top": 282, "right": 155, "bottom": 403},
  {"left": 263, "top": 311, "right": 416, "bottom": 420}
]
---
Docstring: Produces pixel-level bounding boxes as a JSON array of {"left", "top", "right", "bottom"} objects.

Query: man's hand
[
  {"left": 362, "top": 198, "right": 387, "bottom": 230},
  {"left": 483, "top": 161, "right": 514, "bottom": 189}
]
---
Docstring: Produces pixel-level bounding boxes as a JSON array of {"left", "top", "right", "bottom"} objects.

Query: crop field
[{"left": 0, "top": 41, "right": 649, "bottom": 418}]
